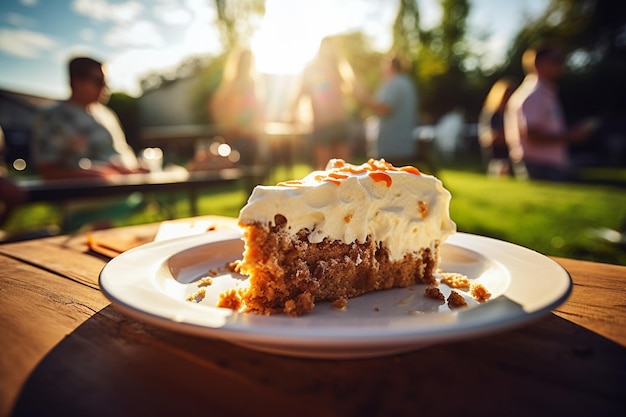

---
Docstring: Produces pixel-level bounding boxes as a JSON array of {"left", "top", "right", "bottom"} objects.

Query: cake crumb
[
  {"left": 447, "top": 291, "right": 468, "bottom": 308},
  {"left": 197, "top": 277, "right": 213, "bottom": 287},
  {"left": 186, "top": 288, "right": 206, "bottom": 303},
  {"left": 228, "top": 260, "right": 242, "bottom": 273},
  {"left": 283, "top": 300, "right": 297, "bottom": 316},
  {"left": 283, "top": 292, "right": 315, "bottom": 317},
  {"left": 471, "top": 283, "right": 492, "bottom": 302},
  {"left": 424, "top": 286, "right": 445, "bottom": 302},
  {"left": 217, "top": 289, "right": 242, "bottom": 310},
  {"left": 332, "top": 297, "right": 348, "bottom": 310},
  {"left": 440, "top": 272, "right": 470, "bottom": 289}
]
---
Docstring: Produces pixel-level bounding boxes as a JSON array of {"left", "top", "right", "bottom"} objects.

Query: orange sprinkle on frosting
[
  {"left": 277, "top": 180, "right": 305, "bottom": 187},
  {"left": 368, "top": 171, "right": 392, "bottom": 187},
  {"left": 276, "top": 158, "right": 421, "bottom": 188},
  {"left": 400, "top": 166, "right": 421, "bottom": 175},
  {"left": 322, "top": 178, "right": 342, "bottom": 186},
  {"left": 418, "top": 200, "right": 428, "bottom": 218}
]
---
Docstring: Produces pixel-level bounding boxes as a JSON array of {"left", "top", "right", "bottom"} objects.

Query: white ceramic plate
[{"left": 99, "top": 229, "right": 571, "bottom": 359}]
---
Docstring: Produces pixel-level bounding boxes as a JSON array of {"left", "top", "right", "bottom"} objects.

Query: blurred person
[
  {"left": 504, "top": 44, "right": 599, "bottom": 181},
  {"left": 355, "top": 55, "right": 417, "bottom": 165},
  {"left": 291, "top": 36, "right": 355, "bottom": 169},
  {"left": 479, "top": 78, "right": 517, "bottom": 176},
  {"left": 209, "top": 47, "right": 265, "bottom": 168},
  {"left": 31, "top": 57, "right": 147, "bottom": 232},
  {"left": 32, "top": 56, "right": 146, "bottom": 180}
]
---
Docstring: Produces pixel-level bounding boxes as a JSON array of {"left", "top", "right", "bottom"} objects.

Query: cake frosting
[{"left": 239, "top": 158, "right": 456, "bottom": 260}]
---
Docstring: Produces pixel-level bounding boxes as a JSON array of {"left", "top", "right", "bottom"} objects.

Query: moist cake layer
[{"left": 227, "top": 215, "right": 439, "bottom": 316}]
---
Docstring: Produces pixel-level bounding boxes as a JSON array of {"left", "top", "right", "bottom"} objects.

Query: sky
[{"left": 0, "top": 0, "right": 549, "bottom": 99}]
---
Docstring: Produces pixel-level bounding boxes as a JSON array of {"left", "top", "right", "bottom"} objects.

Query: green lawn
[
  {"left": 4, "top": 164, "right": 625, "bottom": 265},
  {"left": 440, "top": 170, "right": 626, "bottom": 265}
]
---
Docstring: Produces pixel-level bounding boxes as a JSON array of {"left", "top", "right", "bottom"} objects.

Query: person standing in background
[
  {"left": 478, "top": 78, "right": 516, "bottom": 176},
  {"left": 291, "top": 36, "right": 355, "bottom": 169},
  {"left": 209, "top": 47, "right": 265, "bottom": 168},
  {"left": 32, "top": 56, "right": 145, "bottom": 180},
  {"left": 355, "top": 56, "right": 417, "bottom": 166},
  {"left": 504, "top": 44, "right": 598, "bottom": 181}
]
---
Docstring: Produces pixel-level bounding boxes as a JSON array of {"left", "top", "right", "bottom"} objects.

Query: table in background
[
  {"left": 16, "top": 168, "right": 245, "bottom": 218},
  {"left": 1, "top": 216, "right": 624, "bottom": 417}
]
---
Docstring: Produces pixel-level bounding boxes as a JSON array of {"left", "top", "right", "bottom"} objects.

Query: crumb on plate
[
  {"left": 471, "top": 283, "right": 492, "bottom": 302},
  {"left": 447, "top": 291, "right": 468, "bottom": 308},
  {"left": 440, "top": 272, "right": 470, "bottom": 289},
  {"left": 186, "top": 288, "right": 206, "bottom": 303},
  {"left": 424, "top": 286, "right": 445, "bottom": 302}
]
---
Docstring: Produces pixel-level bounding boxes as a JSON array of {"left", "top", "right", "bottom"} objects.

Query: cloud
[
  {"left": 106, "top": 47, "right": 188, "bottom": 95},
  {"left": 103, "top": 20, "right": 165, "bottom": 48},
  {"left": 63, "top": 0, "right": 221, "bottom": 95},
  {"left": 80, "top": 27, "right": 96, "bottom": 42},
  {"left": 6, "top": 12, "right": 38, "bottom": 28},
  {"left": 105, "top": 26, "right": 221, "bottom": 95},
  {"left": 19, "top": 0, "right": 38, "bottom": 7},
  {"left": 0, "top": 28, "right": 57, "bottom": 58},
  {"left": 72, "top": 0, "right": 143, "bottom": 24},
  {"left": 153, "top": 1, "right": 192, "bottom": 25}
]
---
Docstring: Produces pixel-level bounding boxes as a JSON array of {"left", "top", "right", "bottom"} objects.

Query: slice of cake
[{"left": 219, "top": 158, "right": 456, "bottom": 316}]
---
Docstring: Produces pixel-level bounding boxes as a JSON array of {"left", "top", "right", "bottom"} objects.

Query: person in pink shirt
[{"left": 504, "top": 44, "right": 598, "bottom": 181}]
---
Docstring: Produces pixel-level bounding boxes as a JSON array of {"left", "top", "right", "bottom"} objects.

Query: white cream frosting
[{"left": 238, "top": 159, "right": 456, "bottom": 261}]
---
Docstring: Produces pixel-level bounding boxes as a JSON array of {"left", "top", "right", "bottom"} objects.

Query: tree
[
  {"left": 437, "top": 0, "right": 471, "bottom": 68},
  {"left": 392, "top": 0, "right": 422, "bottom": 58},
  {"left": 214, "top": 0, "right": 265, "bottom": 50},
  {"left": 403, "top": 0, "right": 472, "bottom": 120}
]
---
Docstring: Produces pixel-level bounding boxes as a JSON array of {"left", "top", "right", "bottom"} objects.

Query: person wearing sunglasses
[{"left": 32, "top": 56, "right": 146, "bottom": 179}]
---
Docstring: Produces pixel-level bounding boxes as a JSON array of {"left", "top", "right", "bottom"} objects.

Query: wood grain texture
[
  {"left": 0, "top": 256, "right": 109, "bottom": 417},
  {"left": 1, "top": 218, "right": 625, "bottom": 417},
  {"left": 553, "top": 257, "right": 626, "bottom": 346}
]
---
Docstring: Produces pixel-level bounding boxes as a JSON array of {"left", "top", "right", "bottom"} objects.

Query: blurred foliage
[
  {"left": 214, "top": 0, "right": 265, "bottom": 50},
  {"left": 392, "top": 0, "right": 422, "bottom": 59}
]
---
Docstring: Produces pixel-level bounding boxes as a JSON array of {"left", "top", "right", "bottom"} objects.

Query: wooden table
[
  {"left": 15, "top": 167, "right": 247, "bottom": 218},
  {"left": 1, "top": 217, "right": 625, "bottom": 417}
]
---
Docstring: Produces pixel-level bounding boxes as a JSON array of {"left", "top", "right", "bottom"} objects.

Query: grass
[
  {"left": 4, "top": 163, "right": 625, "bottom": 266},
  {"left": 440, "top": 170, "right": 626, "bottom": 265}
]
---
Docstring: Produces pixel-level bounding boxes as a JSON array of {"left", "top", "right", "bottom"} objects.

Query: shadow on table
[{"left": 11, "top": 306, "right": 626, "bottom": 417}]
